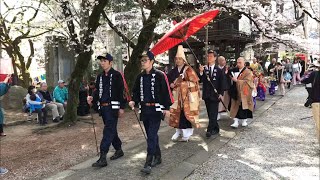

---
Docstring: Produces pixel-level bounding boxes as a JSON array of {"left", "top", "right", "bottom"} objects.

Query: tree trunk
[
  {"left": 124, "top": 0, "right": 170, "bottom": 90},
  {"left": 63, "top": 51, "right": 92, "bottom": 124}
]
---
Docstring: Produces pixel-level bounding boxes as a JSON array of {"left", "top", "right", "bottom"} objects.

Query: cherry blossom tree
[{"left": 0, "top": 0, "right": 58, "bottom": 87}]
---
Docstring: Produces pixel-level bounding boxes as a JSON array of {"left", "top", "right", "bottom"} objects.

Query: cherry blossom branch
[
  {"left": 59, "top": 0, "right": 82, "bottom": 53},
  {"left": 292, "top": 0, "right": 320, "bottom": 23},
  {"left": 101, "top": 11, "right": 136, "bottom": 49}
]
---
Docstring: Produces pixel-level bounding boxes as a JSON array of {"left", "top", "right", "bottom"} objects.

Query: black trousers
[
  {"left": 35, "top": 108, "right": 47, "bottom": 125},
  {"left": 0, "top": 124, "right": 3, "bottom": 133},
  {"left": 305, "top": 88, "right": 313, "bottom": 107},
  {"left": 205, "top": 100, "right": 219, "bottom": 132},
  {"left": 236, "top": 104, "right": 253, "bottom": 119},
  {"left": 100, "top": 106, "right": 122, "bottom": 153},
  {"left": 179, "top": 111, "right": 192, "bottom": 129},
  {"left": 140, "top": 112, "right": 161, "bottom": 156}
]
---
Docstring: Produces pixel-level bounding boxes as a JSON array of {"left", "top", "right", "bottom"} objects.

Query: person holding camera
[
  {"left": 301, "top": 59, "right": 320, "bottom": 144},
  {"left": 0, "top": 74, "right": 11, "bottom": 137},
  {"left": 0, "top": 75, "right": 11, "bottom": 175}
]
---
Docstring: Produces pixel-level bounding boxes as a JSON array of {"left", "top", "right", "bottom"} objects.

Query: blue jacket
[
  {"left": 0, "top": 83, "right": 10, "bottom": 124},
  {"left": 53, "top": 86, "right": 68, "bottom": 103},
  {"left": 25, "top": 94, "right": 44, "bottom": 112}
]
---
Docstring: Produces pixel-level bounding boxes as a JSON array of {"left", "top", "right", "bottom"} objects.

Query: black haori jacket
[
  {"left": 199, "top": 64, "right": 226, "bottom": 102},
  {"left": 93, "top": 68, "right": 127, "bottom": 110},
  {"left": 132, "top": 68, "right": 173, "bottom": 113}
]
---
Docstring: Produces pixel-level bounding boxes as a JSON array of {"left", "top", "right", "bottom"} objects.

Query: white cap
[
  {"left": 58, "top": 80, "right": 65, "bottom": 84},
  {"left": 175, "top": 45, "right": 186, "bottom": 62}
]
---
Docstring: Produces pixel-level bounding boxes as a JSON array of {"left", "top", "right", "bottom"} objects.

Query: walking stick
[
  {"left": 184, "top": 41, "right": 230, "bottom": 114},
  {"left": 131, "top": 107, "right": 148, "bottom": 141},
  {"left": 87, "top": 89, "right": 99, "bottom": 156},
  {"left": 89, "top": 108, "right": 99, "bottom": 156}
]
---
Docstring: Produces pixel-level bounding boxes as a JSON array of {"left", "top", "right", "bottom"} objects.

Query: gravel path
[{"left": 187, "top": 86, "right": 319, "bottom": 180}]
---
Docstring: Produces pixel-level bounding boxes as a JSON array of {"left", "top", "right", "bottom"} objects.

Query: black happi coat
[
  {"left": 93, "top": 68, "right": 127, "bottom": 110},
  {"left": 132, "top": 68, "right": 173, "bottom": 112}
]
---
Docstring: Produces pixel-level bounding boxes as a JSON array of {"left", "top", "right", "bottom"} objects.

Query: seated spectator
[
  {"left": 88, "top": 82, "right": 98, "bottom": 112},
  {"left": 26, "top": 86, "right": 47, "bottom": 126},
  {"left": 38, "top": 82, "right": 65, "bottom": 122},
  {"left": 53, "top": 80, "right": 68, "bottom": 106},
  {"left": 88, "top": 82, "right": 96, "bottom": 96},
  {"left": 78, "top": 80, "right": 89, "bottom": 116}
]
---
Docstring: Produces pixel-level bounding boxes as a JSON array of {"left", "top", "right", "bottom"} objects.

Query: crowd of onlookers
[
  {"left": 24, "top": 80, "right": 68, "bottom": 125},
  {"left": 23, "top": 79, "right": 100, "bottom": 126}
]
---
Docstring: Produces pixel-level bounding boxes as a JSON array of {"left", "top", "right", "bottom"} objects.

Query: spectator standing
[
  {"left": 292, "top": 59, "right": 302, "bottom": 85},
  {"left": 274, "top": 62, "right": 286, "bottom": 96},
  {"left": 0, "top": 75, "right": 11, "bottom": 137},
  {"left": 0, "top": 75, "right": 10, "bottom": 175},
  {"left": 301, "top": 59, "right": 320, "bottom": 144},
  {"left": 268, "top": 58, "right": 277, "bottom": 75},
  {"left": 284, "top": 58, "right": 293, "bottom": 88}
]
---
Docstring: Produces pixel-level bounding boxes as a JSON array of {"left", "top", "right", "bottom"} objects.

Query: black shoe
[
  {"left": 92, "top": 151, "right": 108, "bottom": 167},
  {"left": 53, "top": 118, "right": 59, "bottom": 123},
  {"left": 110, "top": 149, "right": 124, "bottom": 160},
  {"left": 141, "top": 166, "right": 152, "bottom": 174},
  {"left": 141, "top": 155, "right": 153, "bottom": 174},
  {"left": 151, "top": 155, "right": 162, "bottom": 167},
  {"left": 211, "top": 130, "right": 220, "bottom": 136},
  {"left": 206, "top": 132, "right": 212, "bottom": 138},
  {"left": 60, "top": 116, "right": 64, "bottom": 121}
]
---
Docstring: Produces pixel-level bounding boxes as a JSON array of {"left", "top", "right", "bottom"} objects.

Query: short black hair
[
  {"left": 208, "top": 49, "right": 218, "bottom": 57},
  {"left": 28, "top": 86, "right": 36, "bottom": 95}
]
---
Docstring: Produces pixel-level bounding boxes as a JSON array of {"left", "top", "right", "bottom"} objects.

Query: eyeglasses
[{"left": 140, "top": 58, "right": 149, "bottom": 63}]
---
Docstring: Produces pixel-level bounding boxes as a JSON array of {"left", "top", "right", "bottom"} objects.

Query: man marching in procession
[
  {"left": 199, "top": 50, "right": 226, "bottom": 138},
  {"left": 217, "top": 56, "right": 231, "bottom": 119},
  {"left": 167, "top": 45, "right": 201, "bottom": 142},
  {"left": 129, "top": 51, "right": 173, "bottom": 174},
  {"left": 87, "top": 53, "right": 127, "bottom": 167},
  {"left": 230, "top": 57, "right": 254, "bottom": 128}
]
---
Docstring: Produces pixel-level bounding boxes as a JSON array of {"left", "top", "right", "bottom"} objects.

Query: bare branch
[
  {"left": 26, "top": 40, "right": 34, "bottom": 69},
  {"left": 138, "top": 0, "right": 147, "bottom": 24},
  {"left": 101, "top": 11, "right": 136, "bottom": 49},
  {"left": 26, "top": 1, "right": 42, "bottom": 26},
  {"left": 84, "top": 0, "right": 111, "bottom": 43},
  {"left": 60, "top": 1, "right": 81, "bottom": 53},
  {"left": 292, "top": 0, "right": 320, "bottom": 23}
]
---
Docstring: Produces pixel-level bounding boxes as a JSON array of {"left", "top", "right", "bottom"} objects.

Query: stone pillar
[{"left": 45, "top": 36, "right": 75, "bottom": 88}]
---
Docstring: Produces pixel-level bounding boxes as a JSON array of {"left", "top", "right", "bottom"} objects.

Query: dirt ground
[{"left": 0, "top": 110, "right": 146, "bottom": 180}]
